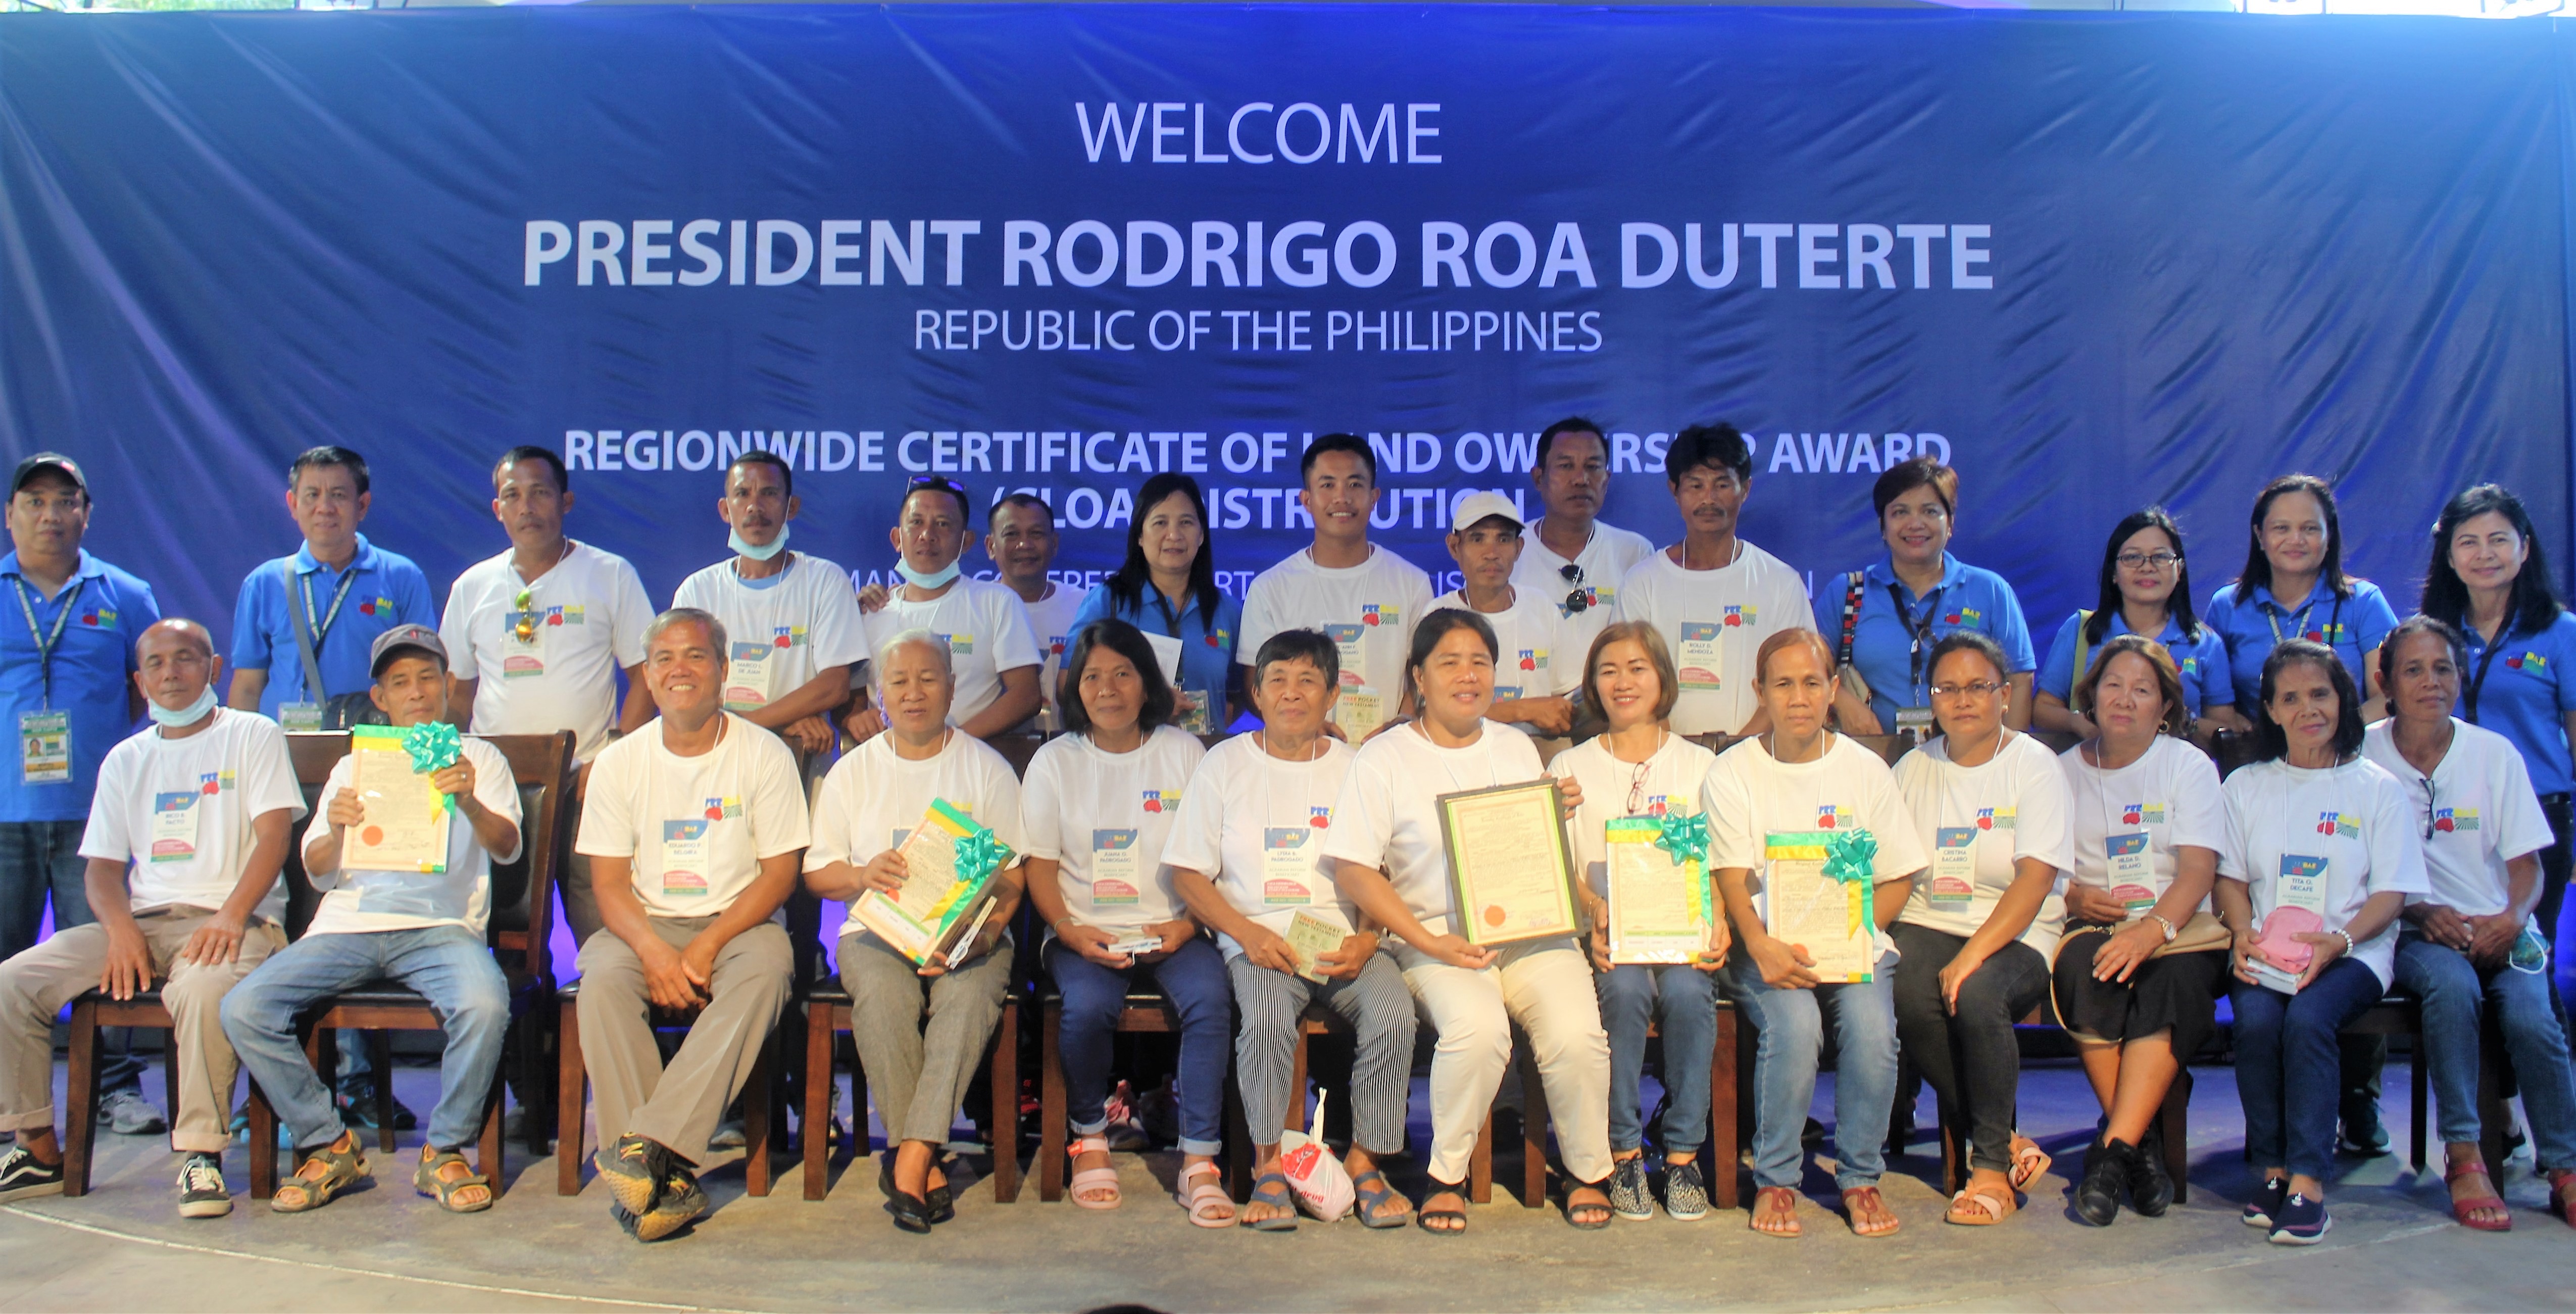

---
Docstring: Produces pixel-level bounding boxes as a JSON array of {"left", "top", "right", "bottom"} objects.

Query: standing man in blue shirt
[
  {"left": 0, "top": 453, "right": 164, "bottom": 1136},
  {"left": 225, "top": 447, "right": 434, "bottom": 729}
]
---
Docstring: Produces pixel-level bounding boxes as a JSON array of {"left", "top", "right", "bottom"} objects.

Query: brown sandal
[
  {"left": 1945, "top": 1181, "right": 2017, "bottom": 1226},
  {"left": 1750, "top": 1185, "right": 1802, "bottom": 1237},
  {"left": 1841, "top": 1185, "right": 1900, "bottom": 1237},
  {"left": 2446, "top": 1158, "right": 2510, "bottom": 1233}
]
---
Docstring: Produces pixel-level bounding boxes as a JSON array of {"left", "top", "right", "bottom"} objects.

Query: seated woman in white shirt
[
  {"left": 1552, "top": 621, "right": 1723, "bottom": 1222},
  {"left": 2053, "top": 635, "right": 2228, "bottom": 1227},
  {"left": 1324, "top": 609, "right": 1615, "bottom": 1233},
  {"left": 1891, "top": 631, "right": 2075, "bottom": 1226},
  {"left": 804, "top": 630, "right": 1027, "bottom": 1233},
  {"left": 1706, "top": 628, "right": 1926, "bottom": 1239},
  {"left": 1021, "top": 619, "right": 1226, "bottom": 1224},
  {"left": 1168, "top": 628, "right": 1416, "bottom": 1232},
  {"left": 2216, "top": 639, "right": 2427, "bottom": 1245},
  {"left": 2366, "top": 616, "right": 2576, "bottom": 1232}
]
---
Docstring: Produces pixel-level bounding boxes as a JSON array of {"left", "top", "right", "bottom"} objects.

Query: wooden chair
[
  {"left": 798, "top": 977, "right": 1022, "bottom": 1202},
  {"left": 61, "top": 989, "right": 218, "bottom": 1196},
  {"left": 554, "top": 985, "right": 780, "bottom": 1196},
  {"left": 1478, "top": 1009, "right": 1746, "bottom": 1211}
]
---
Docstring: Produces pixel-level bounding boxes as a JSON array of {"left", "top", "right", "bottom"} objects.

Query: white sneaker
[{"left": 101, "top": 1088, "right": 166, "bottom": 1137}]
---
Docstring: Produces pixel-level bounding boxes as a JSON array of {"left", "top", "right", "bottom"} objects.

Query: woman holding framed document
[
  {"left": 2215, "top": 639, "right": 2425, "bottom": 1245},
  {"left": 1020, "top": 619, "right": 1227, "bottom": 1224},
  {"left": 1704, "top": 628, "right": 1926, "bottom": 1239},
  {"left": 1550, "top": 621, "right": 1722, "bottom": 1222},
  {"left": 1889, "top": 631, "right": 2074, "bottom": 1227},
  {"left": 2052, "top": 635, "right": 2228, "bottom": 1228},
  {"left": 1325, "top": 609, "right": 1616, "bottom": 1234}
]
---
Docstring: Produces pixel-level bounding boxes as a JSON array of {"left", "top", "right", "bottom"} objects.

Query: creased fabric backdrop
[{"left": 1, "top": 6, "right": 2567, "bottom": 637}]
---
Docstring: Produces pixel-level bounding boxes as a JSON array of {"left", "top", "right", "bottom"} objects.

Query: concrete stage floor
[{"left": 3, "top": 1057, "right": 2572, "bottom": 1313}]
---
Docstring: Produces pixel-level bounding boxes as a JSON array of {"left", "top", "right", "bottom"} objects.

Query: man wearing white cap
[{"left": 1430, "top": 492, "right": 1579, "bottom": 749}]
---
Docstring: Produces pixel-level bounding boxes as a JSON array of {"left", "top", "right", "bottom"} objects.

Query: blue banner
[{"left": 2, "top": 7, "right": 2566, "bottom": 640}]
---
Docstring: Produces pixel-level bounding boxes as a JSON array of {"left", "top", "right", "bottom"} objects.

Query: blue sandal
[
  {"left": 1351, "top": 1169, "right": 1412, "bottom": 1229},
  {"left": 1242, "top": 1171, "right": 1298, "bottom": 1231}
]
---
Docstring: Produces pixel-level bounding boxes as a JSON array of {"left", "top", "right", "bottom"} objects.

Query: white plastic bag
[{"left": 1278, "top": 1090, "right": 1355, "bottom": 1222}]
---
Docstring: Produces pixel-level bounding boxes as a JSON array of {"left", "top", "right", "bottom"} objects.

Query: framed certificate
[
  {"left": 1606, "top": 817, "right": 1712, "bottom": 964},
  {"left": 1436, "top": 779, "right": 1579, "bottom": 947},
  {"left": 345, "top": 724, "right": 451, "bottom": 874},
  {"left": 1761, "top": 831, "right": 1876, "bottom": 983}
]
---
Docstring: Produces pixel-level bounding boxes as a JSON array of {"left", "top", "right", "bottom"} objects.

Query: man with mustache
[
  {"left": 1236, "top": 433, "right": 1431, "bottom": 743},
  {"left": 1510, "top": 416, "right": 1656, "bottom": 671},
  {"left": 848, "top": 477, "right": 1042, "bottom": 744},
  {"left": 670, "top": 451, "right": 866, "bottom": 762}
]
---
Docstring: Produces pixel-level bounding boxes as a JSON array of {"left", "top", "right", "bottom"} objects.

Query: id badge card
[
  {"left": 724, "top": 642, "right": 776, "bottom": 711},
  {"left": 1895, "top": 706, "right": 1937, "bottom": 741},
  {"left": 2277, "top": 853, "right": 2329, "bottom": 915},
  {"left": 1091, "top": 829, "right": 1142, "bottom": 906},
  {"left": 278, "top": 703, "right": 324, "bottom": 733},
  {"left": 1677, "top": 623, "right": 1723, "bottom": 692},
  {"left": 1262, "top": 827, "right": 1318, "bottom": 905},
  {"left": 1325, "top": 623, "right": 1366, "bottom": 685},
  {"left": 502, "top": 612, "right": 547, "bottom": 679},
  {"left": 1929, "top": 825, "right": 1977, "bottom": 910},
  {"left": 1176, "top": 688, "right": 1214, "bottom": 736},
  {"left": 660, "top": 819, "right": 711, "bottom": 899},
  {"left": 2106, "top": 831, "right": 2158, "bottom": 910},
  {"left": 151, "top": 791, "right": 202, "bottom": 863},
  {"left": 18, "top": 710, "right": 69, "bottom": 785}
]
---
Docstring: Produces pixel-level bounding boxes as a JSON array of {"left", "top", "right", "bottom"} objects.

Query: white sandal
[
  {"left": 1069, "top": 1135, "right": 1121, "bottom": 1210},
  {"left": 1175, "top": 1160, "right": 1232, "bottom": 1228}
]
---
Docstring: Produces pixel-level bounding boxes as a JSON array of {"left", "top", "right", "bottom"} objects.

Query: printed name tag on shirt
[
  {"left": 1677, "top": 623, "right": 1722, "bottom": 692},
  {"left": 2106, "top": 831, "right": 2157, "bottom": 909},
  {"left": 1092, "top": 829, "right": 1142, "bottom": 904},
  {"left": 661, "top": 819, "right": 711, "bottom": 899},
  {"left": 18, "top": 710, "right": 69, "bottom": 785},
  {"left": 1263, "top": 827, "right": 1318, "bottom": 904},
  {"left": 724, "top": 642, "right": 776, "bottom": 710},
  {"left": 1325, "top": 623, "right": 1366, "bottom": 684},
  {"left": 151, "top": 791, "right": 201, "bottom": 863},
  {"left": 503, "top": 611, "right": 547, "bottom": 678},
  {"left": 1930, "top": 825, "right": 1977, "bottom": 908},
  {"left": 2277, "top": 853, "right": 2329, "bottom": 915}
]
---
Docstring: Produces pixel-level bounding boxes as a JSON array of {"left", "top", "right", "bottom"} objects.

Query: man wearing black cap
[
  {"left": 219, "top": 624, "right": 523, "bottom": 1215},
  {"left": 0, "top": 453, "right": 165, "bottom": 1136}
]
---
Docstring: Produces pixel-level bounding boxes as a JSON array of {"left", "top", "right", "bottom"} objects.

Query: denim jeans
[
  {"left": 0, "top": 819, "right": 142, "bottom": 1095},
  {"left": 2231, "top": 956, "right": 2384, "bottom": 1182},
  {"left": 1047, "top": 935, "right": 1230, "bottom": 1156},
  {"left": 220, "top": 925, "right": 511, "bottom": 1153},
  {"left": 2396, "top": 933, "right": 2576, "bottom": 1171},
  {"left": 1597, "top": 961, "right": 1720, "bottom": 1154},
  {"left": 1723, "top": 950, "right": 1899, "bottom": 1191}
]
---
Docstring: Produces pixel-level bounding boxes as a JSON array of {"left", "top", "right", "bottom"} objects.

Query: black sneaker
[
  {"left": 2075, "top": 1137, "right": 2130, "bottom": 1227},
  {"left": 2268, "top": 1191, "right": 2331, "bottom": 1245},
  {"left": 338, "top": 1089, "right": 420, "bottom": 1133},
  {"left": 2126, "top": 1127, "right": 2174, "bottom": 1218},
  {"left": 2242, "top": 1175, "right": 2289, "bottom": 1229},
  {"left": 177, "top": 1152, "right": 231, "bottom": 1218},
  {"left": 1662, "top": 1160, "right": 1710, "bottom": 1222},
  {"left": 627, "top": 1166, "right": 708, "bottom": 1243},
  {"left": 596, "top": 1134, "right": 671, "bottom": 1216},
  {"left": 1606, "top": 1156, "right": 1653, "bottom": 1221},
  {"left": 0, "top": 1145, "right": 64, "bottom": 1203}
]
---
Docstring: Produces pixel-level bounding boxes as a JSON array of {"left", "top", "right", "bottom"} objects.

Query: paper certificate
[
  {"left": 1606, "top": 817, "right": 1711, "bottom": 964},
  {"left": 1436, "top": 778, "right": 1580, "bottom": 946},
  {"left": 1762, "top": 832, "right": 1876, "bottom": 983},
  {"left": 1284, "top": 909, "right": 1349, "bottom": 983},
  {"left": 853, "top": 800, "right": 1011, "bottom": 966},
  {"left": 345, "top": 725, "right": 450, "bottom": 874}
]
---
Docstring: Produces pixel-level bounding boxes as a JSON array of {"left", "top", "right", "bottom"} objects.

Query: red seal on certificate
[{"left": 1483, "top": 904, "right": 1507, "bottom": 928}]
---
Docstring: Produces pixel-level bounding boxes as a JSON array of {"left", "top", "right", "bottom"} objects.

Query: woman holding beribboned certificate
[
  {"left": 1324, "top": 609, "right": 1617, "bottom": 1234},
  {"left": 1548, "top": 621, "right": 1723, "bottom": 1223},
  {"left": 1703, "top": 629, "right": 1926, "bottom": 1240}
]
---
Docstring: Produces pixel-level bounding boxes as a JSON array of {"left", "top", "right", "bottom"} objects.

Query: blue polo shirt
[
  {"left": 2460, "top": 610, "right": 2576, "bottom": 798},
  {"left": 2036, "top": 610, "right": 2234, "bottom": 720},
  {"left": 1813, "top": 554, "right": 2035, "bottom": 731},
  {"left": 227, "top": 534, "right": 435, "bottom": 715},
  {"left": 0, "top": 550, "right": 160, "bottom": 824},
  {"left": 2204, "top": 579, "right": 2399, "bottom": 713},
  {"left": 1072, "top": 580, "right": 1243, "bottom": 731}
]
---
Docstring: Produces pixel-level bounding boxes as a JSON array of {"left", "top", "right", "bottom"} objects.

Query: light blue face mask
[
  {"left": 729, "top": 521, "right": 790, "bottom": 562},
  {"left": 896, "top": 558, "right": 962, "bottom": 590},
  {"left": 148, "top": 685, "right": 219, "bottom": 728}
]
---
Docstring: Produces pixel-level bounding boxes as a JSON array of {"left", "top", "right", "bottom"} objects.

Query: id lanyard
[
  {"left": 298, "top": 564, "right": 362, "bottom": 655},
  {"left": 11, "top": 576, "right": 83, "bottom": 708},
  {"left": 1886, "top": 582, "right": 1944, "bottom": 705},
  {"left": 2464, "top": 629, "right": 2512, "bottom": 723},
  {"left": 2264, "top": 593, "right": 2346, "bottom": 665}
]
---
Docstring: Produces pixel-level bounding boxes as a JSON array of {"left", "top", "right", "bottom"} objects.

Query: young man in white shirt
[
  {"left": 1236, "top": 433, "right": 1432, "bottom": 743},
  {"left": 670, "top": 451, "right": 867, "bottom": 760},
  {"left": 986, "top": 494, "right": 1082, "bottom": 732},
  {"left": 575, "top": 609, "right": 806, "bottom": 1243},
  {"left": 439, "top": 446, "right": 653, "bottom": 945},
  {"left": 1429, "top": 492, "right": 1577, "bottom": 746},
  {"left": 0, "top": 620, "right": 303, "bottom": 1216},
  {"left": 1613, "top": 422, "right": 1815, "bottom": 738},
  {"left": 218, "top": 625, "right": 523, "bottom": 1215},
  {"left": 850, "top": 477, "right": 1042, "bottom": 742},
  {"left": 1509, "top": 417, "right": 1655, "bottom": 664}
]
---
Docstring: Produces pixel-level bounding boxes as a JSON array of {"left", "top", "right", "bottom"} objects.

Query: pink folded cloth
[{"left": 2253, "top": 905, "right": 2325, "bottom": 972}]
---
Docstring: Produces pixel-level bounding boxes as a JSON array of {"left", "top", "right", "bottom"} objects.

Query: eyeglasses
[
  {"left": 1626, "top": 756, "right": 1652, "bottom": 815},
  {"left": 1560, "top": 563, "right": 1590, "bottom": 615},
  {"left": 2116, "top": 552, "right": 2183, "bottom": 571},
  {"left": 1928, "top": 680, "right": 2006, "bottom": 700},
  {"left": 2416, "top": 774, "right": 2439, "bottom": 841}
]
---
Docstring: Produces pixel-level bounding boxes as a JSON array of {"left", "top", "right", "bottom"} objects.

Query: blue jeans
[
  {"left": 1597, "top": 962, "right": 1720, "bottom": 1154},
  {"left": 2397, "top": 933, "right": 2576, "bottom": 1171},
  {"left": 1048, "top": 936, "right": 1230, "bottom": 1156},
  {"left": 1723, "top": 950, "right": 1899, "bottom": 1190},
  {"left": 2231, "top": 956, "right": 2384, "bottom": 1182},
  {"left": 0, "top": 819, "right": 142, "bottom": 1095},
  {"left": 219, "top": 926, "right": 511, "bottom": 1153}
]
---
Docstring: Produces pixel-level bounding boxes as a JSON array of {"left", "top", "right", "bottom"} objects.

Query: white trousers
[{"left": 1395, "top": 935, "right": 1612, "bottom": 1186}]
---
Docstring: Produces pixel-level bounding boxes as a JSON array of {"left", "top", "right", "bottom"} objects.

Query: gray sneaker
[
  {"left": 101, "top": 1087, "right": 166, "bottom": 1136},
  {"left": 1607, "top": 1155, "right": 1654, "bottom": 1221},
  {"left": 1662, "top": 1160, "right": 1710, "bottom": 1222},
  {"left": 176, "top": 1152, "right": 231, "bottom": 1218}
]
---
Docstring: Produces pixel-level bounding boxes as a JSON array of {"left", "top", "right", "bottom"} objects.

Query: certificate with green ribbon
[
  {"left": 345, "top": 724, "right": 451, "bottom": 875},
  {"left": 1605, "top": 813, "right": 1713, "bottom": 964},
  {"left": 1761, "top": 830, "right": 1878, "bottom": 983},
  {"left": 855, "top": 799, "right": 1014, "bottom": 967}
]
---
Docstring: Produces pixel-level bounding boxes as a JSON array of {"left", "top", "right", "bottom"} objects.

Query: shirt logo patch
[
  {"left": 1643, "top": 793, "right": 1671, "bottom": 816},
  {"left": 771, "top": 625, "right": 807, "bottom": 649},
  {"left": 80, "top": 609, "right": 116, "bottom": 628},
  {"left": 1517, "top": 649, "right": 1541, "bottom": 672},
  {"left": 936, "top": 631, "right": 974, "bottom": 655},
  {"left": 1141, "top": 788, "right": 1179, "bottom": 814},
  {"left": 2120, "top": 802, "right": 2168, "bottom": 826},
  {"left": 1309, "top": 805, "right": 1332, "bottom": 829},
  {"left": 2511, "top": 652, "right": 2550, "bottom": 674},
  {"left": 198, "top": 770, "right": 236, "bottom": 796},
  {"left": 2315, "top": 810, "right": 2360, "bottom": 839},
  {"left": 1957, "top": 607, "right": 1984, "bottom": 626},
  {"left": 1048, "top": 635, "right": 1068, "bottom": 657},
  {"left": 1208, "top": 628, "right": 1229, "bottom": 649},
  {"left": 702, "top": 796, "right": 745, "bottom": 820},
  {"left": 2433, "top": 807, "right": 2480, "bottom": 834},
  {"left": 357, "top": 597, "right": 392, "bottom": 617},
  {"left": 1361, "top": 604, "right": 1394, "bottom": 627},
  {"left": 1817, "top": 804, "right": 1844, "bottom": 830},
  {"left": 1975, "top": 806, "right": 2015, "bottom": 831},
  {"left": 1723, "top": 604, "right": 1756, "bottom": 627}
]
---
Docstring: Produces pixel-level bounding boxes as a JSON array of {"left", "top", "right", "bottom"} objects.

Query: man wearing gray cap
[
  {"left": 1430, "top": 491, "right": 1578, "bottom": 748},
  {"left": 218, "top": 624, "right": 523, "bottom": 1215}
]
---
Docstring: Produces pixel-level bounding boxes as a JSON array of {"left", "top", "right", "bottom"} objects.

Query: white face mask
[
  {"left": 729, "top": 522, "right": 790, "bottom": 562},
  {"left": 147, "top": 685, "right": 218, "bottom": 729},
  {"left": 896, "top": 558, "right": 962, "bottom": 590}
]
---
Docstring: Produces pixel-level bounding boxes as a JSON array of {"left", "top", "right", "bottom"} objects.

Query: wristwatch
[{"left": 2148, "top": 913, "right": 2179, "bottom": 944}]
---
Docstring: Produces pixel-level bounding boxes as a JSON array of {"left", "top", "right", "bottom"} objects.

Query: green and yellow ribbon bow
[
  {"left": 1821, "top": 829, "right": 1878, "bottom": 884},
  {"left": 401, "top": 721, "right": 464, "bottom": 812},
  {"left": 1653, "top": 811, "right": 1710, "bottom": 867}
]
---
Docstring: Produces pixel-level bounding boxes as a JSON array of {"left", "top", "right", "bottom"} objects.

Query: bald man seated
[{"left": 0, "top": 619, "right": 306, "bottom": 1218}]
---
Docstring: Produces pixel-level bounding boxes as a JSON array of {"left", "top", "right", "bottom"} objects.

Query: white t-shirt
[
  {"left": 2216, "top": 757, "right": 2431, "bottom": 989},
  {"left": 1702, "top": 734, "right": 1927, "bottom": 959},
  {"left": 1017, "top": 583, "right": 1087, "bottom": 732},
  {"left": 860, "top": 577, "right": 1042, "bottom": 729},
  {"left": 1511, "top": 518, "right": 1656, "bottom": 661},
  {"left": 1893, "top": 732, "right": 2076, "bottom": 957},
  {"left": 1236, "top": 546, "right": 1433, "bottom": 737},
  {"left": 1611, "top": 541, "right": 1816, "bottom": 737},
  {"left": 2360, "top": 719, "right": 2555, "bottom": 919},
  {"left": 80, "top": 710, "right": 307, "bottom": 922},
  {"left": 440, "top": 540, "right": 653, "bottom": 763},
  {"left": 671, "top": 553, "right": 869, "bottom": 718},
  {"left": 1020, "top": 725, "right": 1206, "bottom": 936},
  {"left": 1163, "top": 732, "right": 1359, "bottom": 957},
  {"left": 806, "top": 729, "right": 1027, "bottom": 945},
  {"left": 575, "top": 713, "right": 812, "bottom": 918},
  {"left": 1428, "top": 587, "right": 1580, "bottom": 723},
  {"left": 303, "top": 736, "right": 523, "bottom": 937},
  {"left": 1321, "top": 721, "right": 1548, "bottom": 938},
  {"left": 2056, "top": 735, "right": 2226, "bottom": 923},
  {"left": 1547, "top": 733, "right": 1719, "bottom": 898}
]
